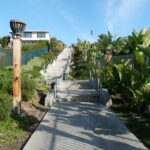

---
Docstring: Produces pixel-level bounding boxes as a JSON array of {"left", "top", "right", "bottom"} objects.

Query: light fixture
[{"left": 10, "top": 19, "right": 26, "bottom": 37}]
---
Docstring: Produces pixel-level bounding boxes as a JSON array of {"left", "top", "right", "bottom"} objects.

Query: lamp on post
[{"left": 10, "top": 19, "right": 26, "bottom": 114}]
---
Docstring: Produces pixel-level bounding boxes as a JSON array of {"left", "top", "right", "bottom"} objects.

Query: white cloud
[{"left": 105, "top": 0, "right": 147, "bottom": 34}]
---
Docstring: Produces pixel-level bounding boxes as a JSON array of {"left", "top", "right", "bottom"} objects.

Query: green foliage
[
  {"left": 0, "top": 68, "right": 13, "bottom": 95},
  {"left": 0, "top": 36, "right": 10, "bottom": 48},
  {"left": 87, "top": 43, "right": 103, "bottom": 77},
  {"left": 0, "top": 68, "right": 12, "bottom": 121},
  {"left": 138, "top": 46, "right": 150, "bottom": 58},
  {"left": 97, "top": 31, "right": 127, "bottom": 55},
  {"left": 22, "top": 57, "right": 44, "bottom": 79},
  {"left": 42, "top": 52, "right": 56, "bottom": 66},
  {"left": 50, "top": 37, "right": 66, "bottom": 52},
  {"left": 34, "top": 76, "right": 48, "bottom": 92},
  {"left": 71, "top": 29, "right": 150, "bottom": 108},
  {"left": 22, "top": 40, "right": 49, "bottom": 51},
  {"left": 126, "top": 28, "right": 150, "bottom": 58},
  {"left": 21, "top": 72, "right": 36, "bottom": 101},
  {"left": 102, "top": 61, "right": 148, "bottom": 106},
  {"left": 0, "top": 93, "right": 12, "bottom": 121},
  {"left": 42, "top": 50, "right": 61, "bottom": 66},
  {"left": 71, "top": 39, "right": 90, "bottom": 79},
  {"left": 0, "top": 113, "right": 37, "bottom": 144},
  {"left": 97, "top": 32, "right": 113, "bottom": 53},
  {"left": 0, "top": 66, "right": 39, "bottom": 103},
  {"left": 22, "top": 57, "right": 44, "bottom": 71},
  {"left": 28, "top": 66, "right": 41, "bottom": 78},
  {"left": 140, "top": 78, "right": 150, "bottom": 103}
]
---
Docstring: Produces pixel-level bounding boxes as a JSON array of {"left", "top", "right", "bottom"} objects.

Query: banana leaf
[
  {"left": 138, "top": 45, "right": 150, "bottom": 57},
  {"left": 143, "top": 28, "right": 150, "bottom": 47},
  {"left": 135, "top": 51, "right": 144, "bottom": 64}
]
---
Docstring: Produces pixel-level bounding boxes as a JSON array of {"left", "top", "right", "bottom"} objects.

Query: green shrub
[
  {"left": 141, "top": 78, "right": 150, "bottom": 103},
  {"left": 22, "top": 73, "right": 36, "bottom": 101},
  {"left": 22, "top": 57, "right": 44, "bottom": 78},
  {"left": 0, "top": 68, "right": 13, "bottom": 95},
  {"left": 35, "top": 76, "right": 48, "bottom": 93},
  {"left": 42, "top": 52, "right": 54, "bottom": 66},
  {"left": 22, "top": 57, "right": 44, "bottom": 72},
  {"left": 50, "top": 37, "right": 65, "bottom": 52},
  {"left": 27, "top": 66, "right": 41, "bottom": 78},
  {"left": 0, "top": 93, "right": 12, "bottom": 121}
]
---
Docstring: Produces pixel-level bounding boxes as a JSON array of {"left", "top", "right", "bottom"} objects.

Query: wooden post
[{"left": 13, "top": 38, "right": 21, "bottom": 114}]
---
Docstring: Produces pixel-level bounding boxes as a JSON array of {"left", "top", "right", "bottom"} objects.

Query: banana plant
[
  {"left": 106, "top": 63, "right": 143, "bottom": 105},
  {"left": 127, "top": 28, "right": 150, "bottom": 66}
]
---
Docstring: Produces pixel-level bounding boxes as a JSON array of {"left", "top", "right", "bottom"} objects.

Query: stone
[
  {"left": 100, "top": 88, "right": 112, "bottom": 107},
  {"left": 45, "top": 93, "right": 54, "bottom": 107},
  {"left": 20, "top": 112, "right": 27, "bottom": 117}
]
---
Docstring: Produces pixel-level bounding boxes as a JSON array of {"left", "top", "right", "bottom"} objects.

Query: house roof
[
  {"left": 23, "top": 30, "right": 49, "bottom": 33},
  {"left": 10, "top": 30, "right": 50, "bottom": 34}
]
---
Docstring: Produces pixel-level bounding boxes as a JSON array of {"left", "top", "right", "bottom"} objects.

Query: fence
[{"left": 0, "top": 46, "right": 48, "bottom": 68}]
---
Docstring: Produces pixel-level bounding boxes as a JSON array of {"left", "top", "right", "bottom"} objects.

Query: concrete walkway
[
  {"left": 23, "top": 80, "right": 148, "bottom": 150},
  {"left": 23, "top": 102, "right": 147, "bottom": 150}
]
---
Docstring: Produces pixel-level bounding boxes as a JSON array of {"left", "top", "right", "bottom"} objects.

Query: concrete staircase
[
  {"left": 40, "top": 47, "right": 72, "bottom": 84},
  {"left": 56, "top": 80, "right": 100, "bottom": 103}
]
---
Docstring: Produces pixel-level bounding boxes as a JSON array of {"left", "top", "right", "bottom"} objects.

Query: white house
[{"left": 10, "top": 30, "right": 50, "bottom": 45}]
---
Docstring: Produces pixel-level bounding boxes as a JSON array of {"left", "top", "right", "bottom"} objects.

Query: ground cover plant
[{"left": 0, "top": 113, "right": 37, "bottom": 145}]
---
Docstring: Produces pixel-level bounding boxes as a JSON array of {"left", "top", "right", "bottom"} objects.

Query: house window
[
  {"left": 22, "top": 33, "right": 32, "bottom": 38},
  {"left": 37, "top": 32, "right": 46, "bottom": 38}
]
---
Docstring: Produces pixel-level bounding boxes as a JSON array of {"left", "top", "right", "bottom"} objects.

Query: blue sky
[{"left": 0, "top": 0, "right": 150, "bottom": 45}]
